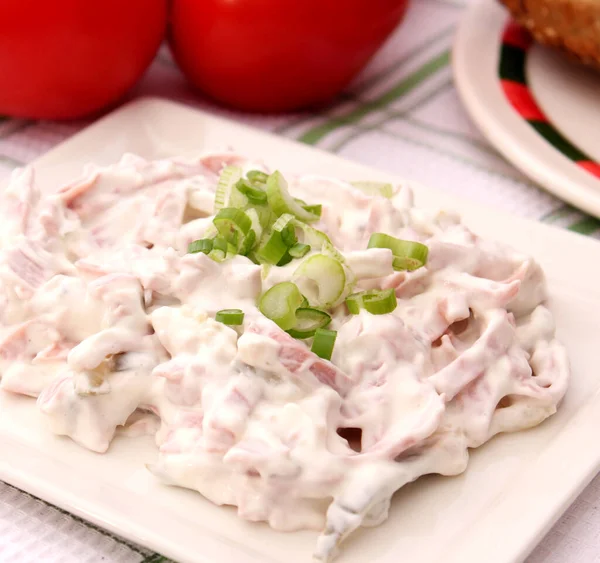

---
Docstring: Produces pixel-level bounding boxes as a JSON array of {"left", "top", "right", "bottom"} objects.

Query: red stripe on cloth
[
  {"left": 501, "top": 81, "right": 547, "bottom": 121},
  {"left": 578, "top": 161, "right": 600, "bottom": 179},
  {"left": 502, "top": 21, "right": 533, "bottom": 50}
]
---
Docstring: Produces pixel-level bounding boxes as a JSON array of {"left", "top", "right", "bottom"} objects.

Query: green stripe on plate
[
  {"left": 498, "top": 45, "right": 527, "bottom": 83},
  {"left": 528, "top": 121, "right": 589, "bottom": 162},
  {"left": 298, "top": 50, "right": 451, "bottom": 146},
  {"left": 567, "top": 215, "right": 600, "bottom": 235}
]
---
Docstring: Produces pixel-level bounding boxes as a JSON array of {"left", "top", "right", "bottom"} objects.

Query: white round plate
[{"left": 453, "top": 0, "right": 600, "bottom": 217}]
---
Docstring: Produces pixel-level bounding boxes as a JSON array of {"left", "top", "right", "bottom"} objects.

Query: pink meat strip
[
  {"left": 4, "top": 242, "right": 58, "bottom": 289},
  {"left": 245, "top": 318, "right": 352, "bottom": 395},
  {"left": 429, "top": 309, "right": 515, "bottom": 400}
]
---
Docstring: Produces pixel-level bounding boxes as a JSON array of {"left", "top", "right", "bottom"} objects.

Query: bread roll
[{"left": 500, "top": 0, "right": 600, "bottom": 67}]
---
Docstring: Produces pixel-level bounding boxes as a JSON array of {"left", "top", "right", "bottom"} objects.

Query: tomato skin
[
  {"left": 0, "top": 0, "right": 167, "bottom": 120},
  {"left": 169, "top": 0, "right": 410, "bottom": 113}
]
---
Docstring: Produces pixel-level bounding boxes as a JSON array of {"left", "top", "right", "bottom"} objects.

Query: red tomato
[
  {"left": 169, "top": 0, "right": 410, "bottom": 113},
  {"left": 0, "top": 0, "right": 167, "bottom": 120}
]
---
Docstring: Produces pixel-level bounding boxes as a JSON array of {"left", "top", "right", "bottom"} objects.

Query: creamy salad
[{"left": 0, "top": 152, "right": 569, "bottom": 562}]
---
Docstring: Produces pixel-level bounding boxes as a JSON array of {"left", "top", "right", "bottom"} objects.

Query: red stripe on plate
[
  {"left": 501, "top": 20, "right": 533, "bottom": 50},
  {"left": 578, "top": 161, "right": 600, "bottom": 179},
  {"left": 501, "top": 81, "right": 547, "bottom": 121}
]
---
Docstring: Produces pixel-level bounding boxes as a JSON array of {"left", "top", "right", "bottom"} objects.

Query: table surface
[{"left": 1, "top": 1, "right": 599, "bottom": 562}]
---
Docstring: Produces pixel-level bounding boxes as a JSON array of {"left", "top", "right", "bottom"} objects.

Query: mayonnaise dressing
[{"left": 0, "top": 152, "right": 569, "bottom": 562}]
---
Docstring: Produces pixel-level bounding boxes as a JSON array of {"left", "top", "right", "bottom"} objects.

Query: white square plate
[{"left": 1, "top": 98, "right": 600, "bottom": 563}]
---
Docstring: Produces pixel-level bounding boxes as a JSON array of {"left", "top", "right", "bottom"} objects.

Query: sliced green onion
[
  {"left": 208, "top": 236, "right": 228, "bottom": 262},
  {"left": 235, "top": 178, "right": 267, "bottom": 204},
  {"left": 266, "top": 171, "right": 320, "bottom": 223},
  {"left": 238, "top": 229, "right": 256, "bottom": 255},
  {"left": 188, "top": 238, "right": 213, "bottom": 254},
  {"left": 253, "top": 204, "right": 274, "bottom": 229},
  {"left": 247, "top": 251, "right": 261, "bottom": 265},
  {"left": 346, "top": 289, "right": 397, "bottom": 315},
  {"left": 256, "top": 213, "right": 299, "bottom": 264},
  {"left": 213, "top": 207, "right": 256, "bottom": 255},
  {"left": 245, "top": 207, "right": 263, "bottom": 242},
  {"left": 214, "top": 207, "right": 252, "bottom": 241},
  {"left": 351, "top": 181, "right": 394, "bottom": 199},
  {"left": 259, "top": 282, "right": 304, "bottom": 330},
  {"left": 345, "top": 293, "right": 362, "bottom": 315},
  {"left": 257, "top": 230, "right": 289, "bottom": 264},
  {"left": 277, "top": 252, "right": 293, "bottom": 267},
  {"left": 293, "top": 254, "right": 346, "bottom": 308},
  {"left": 287, "top": 308, "right": 331, "bottom": 339},
  {"left": 288, "top": 243, "right": 310, "bottom": 258},
  {"left": 273, "top": 213, "right": 298, "bottom": 247},
  {"left": 214, "top": 166, "right": 243, "bottom": 211},
  {"left": 247, "top": 170, "right": 269, "bottom": 184},
  {"left": 300, "top": 296, "right": 309, "bottom": 308},
  {"left": 363, "top": 289, "right": 397, "bottom": 315},
  {"left": 321, "top": 238, "right": 345, "bottom": 263},
  {"left": 302, "top": 204, "right": 322, "bottom": 218},
  {"left": 215, "top": 309, "right": 245, "bottom": 325},
  {"left": 311, "top": 328, "right": 337, "bottom": 361},
  {"left": 293, "top": 220, "right": 332, "bottom": 248},
  {"left": 367, "top": 233, "right": 428, "bottom": 271}
]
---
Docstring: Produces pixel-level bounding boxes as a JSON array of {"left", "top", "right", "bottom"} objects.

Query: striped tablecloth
[{"left": 1, "top": 1, "right": 599, "bottom": 562}]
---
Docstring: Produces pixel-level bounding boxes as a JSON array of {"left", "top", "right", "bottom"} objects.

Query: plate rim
[{"left": 452, "top": 0, "right": 600, "bottom": 219}]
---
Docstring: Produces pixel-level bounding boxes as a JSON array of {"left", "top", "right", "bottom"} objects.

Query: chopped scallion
[
  {"left": 188, "top": 238, "right": 213, "bottom": 254},
  {"left": 288, "top": 243, "right": 311, "bottom": 258},
  {"left": 259, "top": 282, "right": 304, "bottom": 330},
  {"left": 235, "top": 178, "right": 267, "bottom": 204},
  {"left": 277, "top": 251, "right": 293, "bottom": 267},
  {"left": 351, "top": 181, "right": 394, "bottom": 199},
  {"left": 346, "top": 289, "right": 397, "bottom": 315},
  {"left": 273, "top": 213, "right": 298, "bottom": 247},
  {"left": 367, "top": 233, "right": 428, "bottom": 271},
  {"left": 214, "top": 166, "right": 244, "bottom": 211},
  {"left": 266, "top": 171, "right": 320, "bottom": 223},
  {"left": 247, "top": 170, "right": 269, "bottom": 184},
  {"left": 208, "top": 236, "right": 229, "bottom": 262},
  {"left": 311, "top": 328, "right": 337, "bottom": 360},
  {"left": 293, "top": 254, "right": 346, "bottom": 308},
  {"left": 257, "top": 230, "right": 290, "bottom": 264},
  {"left": 302, "top": 204, "right": 322, "bottom": 217},
  {"left": 238, "top": 229, "right": 256, "bottom": 255},
  {"left": 213, "top": 207, "right": 255, "bottom": 255},
  {"left": 215, "top": 309, "right": 245, "bottom": 325},
  {"left": 286, "top": 308, "right": 331, "bottom": 339}
]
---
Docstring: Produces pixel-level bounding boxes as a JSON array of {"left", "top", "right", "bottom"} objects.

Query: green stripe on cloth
[
  {"left": 567, "top": 216, "right": 600, "bottom": 235},
  {"left": 140, "top": 554, "right": 167, "bottom": 563},
  {"left": 298, "top": 50, "right": 451, "bottom": 146},
  {"left": 0, "top": 153, "right": 25, "bottom": 167},
  {"left": 498, "top": 45, "right": 527, "bottom": 83},
  {"left": 528, "top": 121, "right": 588, "bottom": 162},
  {"left": 275, "top": 27, "right": 454, "bottom": 136},
  {"left": 352, "top": 26, "right": 454, "bottom": 98},
  {"left": 330, "top": 79, "right": 454, "bottom": 152},
  {"left": 540, "top": 204, "right": 571, "bottom": 223}
]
